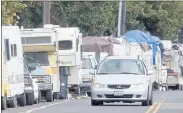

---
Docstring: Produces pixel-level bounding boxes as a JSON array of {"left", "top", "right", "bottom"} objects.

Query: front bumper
[
  {"left": 38, "top": 84, "right": 52, "bottom": 91},
  {"left": 79, "top": 83, "right": 91, "bottom": 93},
  {"left": 91, "top": 88, "right": 148, "bottom": 102}
]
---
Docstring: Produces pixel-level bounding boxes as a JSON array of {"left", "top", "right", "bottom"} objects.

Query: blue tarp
[{"left": 122, "top": 30, "right": 164, "bottom": 65}]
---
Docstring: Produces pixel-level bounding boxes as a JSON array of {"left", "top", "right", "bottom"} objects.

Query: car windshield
[{"left": 97, "top": 59, "right": 145, "bottom": 75}]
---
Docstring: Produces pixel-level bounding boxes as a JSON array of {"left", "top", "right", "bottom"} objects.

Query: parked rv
[
  {"left": 163, "top": 49, "right": 183, "bottom": 90},
  {"left": 56, "top": 27, "right": 83, "bottom": 96},
  {"left": 23, "top": 55, "right": 40, "bottom": 105},
  {"left": 20, "top": 25, "right": 60, "bottom": 102},
  {"left": 79, "top": 52, "right": 98, "bottom": 96},
  {"left": 2, "top": 26, "right": 26, "bottom": 109}
]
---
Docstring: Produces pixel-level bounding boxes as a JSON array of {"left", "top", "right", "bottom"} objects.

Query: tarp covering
[
  {"left": 138, "top": 42, "right": 152, "bottom": 52},
  {"left": 123, "top": 30, "right": 164, "bottom": 65}
]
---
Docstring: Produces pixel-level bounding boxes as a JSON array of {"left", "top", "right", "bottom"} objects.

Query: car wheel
[
  {"left": 149, "top": 92, "right": 153, "bottom": 105},
  {"left": 142, "top": 91, "right": 150, "bottom": 106},
  {"left": 91, "top": 99, "right": 103, "bottom": 106}
]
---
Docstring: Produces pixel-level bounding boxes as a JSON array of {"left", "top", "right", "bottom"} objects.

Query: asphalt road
[{"left": 2, "top": 91, "right": 183, "bottom": 113}]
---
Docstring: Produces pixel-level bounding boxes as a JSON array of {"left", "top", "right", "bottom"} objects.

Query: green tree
[
  {"left": 2, "top": 1, "right": 26, "bottom": 25},
  {"left": 18, "top": 1, "right": 43, "bottom": 28},
  {"left": 10, "top": 1, "right": 183, "bottom": 40}
]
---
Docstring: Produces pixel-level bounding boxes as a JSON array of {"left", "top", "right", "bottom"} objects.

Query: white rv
[
  {"left": 80, "top": 52, "right": 98, "bottom": 96},
  {"left": 113, "top": 38, "right": 131, "bottom": 56},
  {"left": 20, "top": 25, "right": 60, "bottom": 102},
  {"left": 56, "top": 27, "right": 82, "bottom": 95},
  {"left": 2, "top": 26, "right": 26, "bottom": 108}
]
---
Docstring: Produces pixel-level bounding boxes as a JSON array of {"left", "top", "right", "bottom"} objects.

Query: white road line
[{"left": 24, "top": 99, "right": 70, "bottom": 113}]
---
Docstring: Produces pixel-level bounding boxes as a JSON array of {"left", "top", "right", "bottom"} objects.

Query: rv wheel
[
  {"left": 26, "top": 92, "right": 34, "bottom": 105},
  {"left": 46, "top": 90, "right": 53, "bottom": 102},
  {"left": 19, "top": 93, "right": 26, "bottom": 106},
  {"left": 9, "top": 96, "right": 17, "bottom": 108},
  {"left": 1, "top": 96, "right": 7, "bottom": 110}
]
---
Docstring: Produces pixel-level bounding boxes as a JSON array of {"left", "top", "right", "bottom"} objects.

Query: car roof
[{"left": 105, "top": 55, "right": 142, "bottom": 60}]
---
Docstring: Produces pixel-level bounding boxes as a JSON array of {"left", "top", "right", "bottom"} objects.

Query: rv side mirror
[
  {"left": 94, "top": 65, "right": 98, "bottom": 70},
  {"left": 28, "top": 65, "right": 36, "bottom": 71}
]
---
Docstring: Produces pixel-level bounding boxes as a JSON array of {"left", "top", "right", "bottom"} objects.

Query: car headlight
[
  {"left": 131, "top": 84, "right": 144, "bottom": 89},
  {"left": 94, "top": 83, "right": 107, "bottom": 88},
  {"left": 82, "top": 77, "right": 93, "bottom": 82},
  {"left": 131, "top": 81, "right": 148, "bottom": 89},
  {"left": 44, "top": 76, "right": 51, "bottom": 83}
]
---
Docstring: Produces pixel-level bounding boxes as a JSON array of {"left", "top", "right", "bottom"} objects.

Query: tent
[{"left": 123, "top": 30, "right": 164, "bottom": 65}]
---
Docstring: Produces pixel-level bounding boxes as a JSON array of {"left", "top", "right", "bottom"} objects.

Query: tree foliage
[
  {"left": 2, "top": 1, "right": 26, "bottom": 25},
  {"left": 2, "top": 1, "right": 183, "bottom": 40}
]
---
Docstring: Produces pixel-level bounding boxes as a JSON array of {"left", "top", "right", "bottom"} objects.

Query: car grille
[
  {"left": 105, "top": 94, "right": 133, "bottom": 98},
  {"left": 107, "top": 85, "right": 131, "bottom": 89}
]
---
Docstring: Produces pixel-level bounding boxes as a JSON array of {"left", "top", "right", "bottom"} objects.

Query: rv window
[
  {"left": 82, "top": 58, "right": 93, "bottom": 69},
  {"left": 76, "top": 39, "right": 79, "bottom": 52},
  {"left": 14, "top": 44, "right": 17, "bottom": 56},
  {"left": 4, "top": 39, "right": 10, "bottom": 60},
  {"left": 58, "top": 40, "right": 72, "bottom": 50},
  {"left": 25, "top": 52, "right": 49, "bottom": 66},
  {"left": 11, "top": 44, "right": 17, "bottom": 56},
  {"left": 11, "top": 45, "right": 14, "bottom": 56}
]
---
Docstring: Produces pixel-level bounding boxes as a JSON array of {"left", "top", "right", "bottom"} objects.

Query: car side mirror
[
  {"left": 28, "top": 65, "right": 36, "bottom": 72},
  {"left": 147, "top": 70, "right": 154, "bottom": 75}
]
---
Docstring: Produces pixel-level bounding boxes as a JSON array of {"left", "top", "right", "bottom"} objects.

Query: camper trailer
[
  {"left": 56, "top": 27, "right": 82, "bottom": 96},
  {"left": 80, "top": 52, "right": 98, "bottom": 96},
  {"left": 2, "top": 26, "right": 26, "bottom": 109},
  {"left": 163, "top": 50, "right": 183, "bottom": 90},
  {"left": 20, "top": 25, "right": 60, "bottom": 102}
]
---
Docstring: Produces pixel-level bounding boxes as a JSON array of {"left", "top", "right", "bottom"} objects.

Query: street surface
[{"left": 2, "top": 91, "right": 183, "bottom": 113}]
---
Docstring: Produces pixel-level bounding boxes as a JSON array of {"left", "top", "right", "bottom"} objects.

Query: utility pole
[
  {"left": 43, "top": 0, "right": 51, "bottom": 24},
  {"left": 117, "top": 0, "right": 126, "bottom": 37}
]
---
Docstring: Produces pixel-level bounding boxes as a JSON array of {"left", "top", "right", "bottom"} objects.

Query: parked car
[{"left": 90, "top": 56, "right": 154, "bottom": 106}]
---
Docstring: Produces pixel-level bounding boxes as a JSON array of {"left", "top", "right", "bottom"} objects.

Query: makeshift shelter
[
  {"left": 123, "top": 30, "right": 164, "bottom": 65},
  {"left": 82, "top": 36, "right": 113, "bottom": 63}
]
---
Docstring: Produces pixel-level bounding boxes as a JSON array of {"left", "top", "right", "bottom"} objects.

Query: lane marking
[
  {"left": 152, "top": 100, "right": 164, "bottom": 113},
  {"left": 145, "top": 102, "right": 158, "bottom": 113},
  {"left": 25, "top": 99, "right": 70, "bottom": 113}
]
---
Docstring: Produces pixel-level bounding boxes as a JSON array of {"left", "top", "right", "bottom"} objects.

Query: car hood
[{"left": 94, "top": 74, "right": 147, "bottom": 85}]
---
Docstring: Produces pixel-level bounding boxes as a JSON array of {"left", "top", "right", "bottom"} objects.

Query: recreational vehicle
[
  {"left": 2, "top": 26, "right": 26, "bottom": 109},
  {"left": 20, "top": 25, "right": 60, "bottom": 102}
]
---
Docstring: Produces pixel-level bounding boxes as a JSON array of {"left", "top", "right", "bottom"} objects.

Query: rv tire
[
  {"left": 26, "top": 92, "right": 34, "bottom": 105},
  {"left": 46, "top": 90, "right": 53, "bottom": 102},
  {"left": 9, "top": 96, "right": 17, "bottom": 108},
  {"left": 1, "top": 96, "right": 7, "bottom": 110},
  {"left": 19, "top": 93, "right": 26, "bottom": 106}
]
